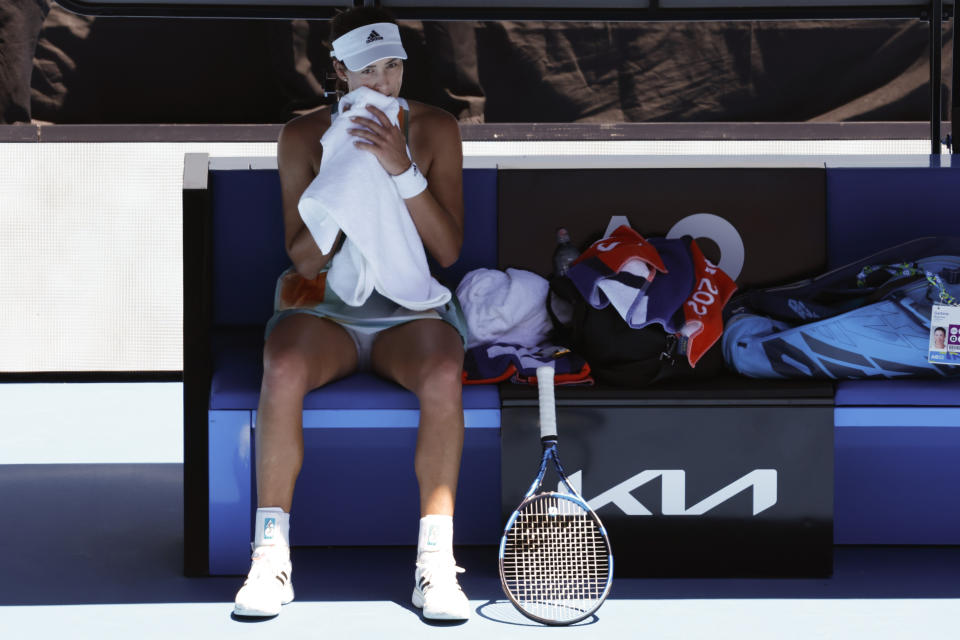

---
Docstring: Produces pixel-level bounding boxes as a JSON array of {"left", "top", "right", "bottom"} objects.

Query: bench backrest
[
  {"left": 496, "top": 166, "right": 829, "bottom": 290},
  {"left": 208, "top": 166, "right": 497, "bottom": 328},
  {"left": 825, "top": 164, "right": 960, "bottom": 267}
]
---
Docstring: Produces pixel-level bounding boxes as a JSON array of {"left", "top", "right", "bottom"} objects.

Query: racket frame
[{"left": 497, "top": 367, "right": 614, "bottom": 626}]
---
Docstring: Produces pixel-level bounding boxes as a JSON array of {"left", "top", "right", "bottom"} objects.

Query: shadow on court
[
  {"left": 2, "top": 463, "right": 959, "bottom": 607},
  {"left": 0, "top": 463, "right": 504, "bottom": 607}
]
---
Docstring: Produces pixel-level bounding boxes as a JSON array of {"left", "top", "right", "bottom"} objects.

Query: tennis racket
[{"left": 498, "top": 365, "right": 613, "bottom": 625}]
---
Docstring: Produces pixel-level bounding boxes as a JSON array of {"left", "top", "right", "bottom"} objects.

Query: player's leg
[
  {"left": 256, "top": 314, "right": 358, "bottom": 511},
  {"left": 372, "top": 318, "right": 464, "bottom": 516},
  {"left": 235, "top": 314, "right": 358, "bottom": 617},
  {"left": 370, "top": 319, "right": 470, "bottom": 620}
]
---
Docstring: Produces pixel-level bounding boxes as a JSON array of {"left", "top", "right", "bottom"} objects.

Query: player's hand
[{"left": 348, "top": 104, "right": 412, "bottom": 176}]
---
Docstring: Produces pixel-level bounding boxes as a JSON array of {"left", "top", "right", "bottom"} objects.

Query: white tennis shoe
[
  {"left": 412, "top": 553, "right": 471, "bottom": 620},
  {"left": 233, "top": 546, "right": 294, "bottom": 617}
]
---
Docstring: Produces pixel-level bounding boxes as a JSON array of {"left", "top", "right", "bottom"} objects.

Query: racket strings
[{"left": 501, "top": 494, "right": 610, "bottom": 623}]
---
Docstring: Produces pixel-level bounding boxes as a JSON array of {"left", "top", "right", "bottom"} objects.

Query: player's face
[
  {"left": 340, "top": 58, "right": 404, "bottom": 98},
  {"left": 935, "top": 329, "right": 946, "bottom": 348}
]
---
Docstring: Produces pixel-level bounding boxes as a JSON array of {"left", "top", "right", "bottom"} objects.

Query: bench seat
[
  {"left": 207, "top": 328, "right": 502, "bottom": 575},
  {"left": 209, "top": 328, "right": 500, "bottom": 412}
]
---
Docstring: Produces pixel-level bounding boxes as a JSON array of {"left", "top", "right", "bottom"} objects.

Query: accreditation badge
[{"left": 928, "top": 304, "right": 960, "bottom": 365}]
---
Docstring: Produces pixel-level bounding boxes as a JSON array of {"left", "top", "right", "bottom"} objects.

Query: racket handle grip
[{"left": 536, "top": 365, "right": 557, "bottom": 440}]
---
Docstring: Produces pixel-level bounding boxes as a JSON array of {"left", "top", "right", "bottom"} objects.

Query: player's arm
[
  {"left": 401, "top": 111, "right": 464, "bottom": 268},
  {"left": 349, "top": 104, "right": 464, "bottom": 268},
  {"left": 278, "top": 118, "right": 342, "bottom": 279}
]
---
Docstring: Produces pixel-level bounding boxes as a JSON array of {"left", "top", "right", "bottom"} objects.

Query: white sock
[
  {"left": 254, "top": 507, "right": 290, "bottom": 550},
  {"left": 417, "top": 514, "right": 453, "bottom": 562}
]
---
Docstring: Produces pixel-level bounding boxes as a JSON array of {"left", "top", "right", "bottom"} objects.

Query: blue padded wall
[
  {"left": 834, "top": 379, "right": 960, "bottom": 544},
  {"left": 210, "top": 169, "right": 288, "bottom": 327},
  {"left": 208, "top": 410, "right": 253, "bottom": 575},
  {"left": 290, "top": 424, "right": 501, "bottom": 546},
  {"left": 825, "top": 164, "right": 960, "bottom": 267},
  {"left": 835, "top": 425, "right": 960, "bottom": 544},
  {"left": 430, "top": 168, "right": 499, "bottom": 288}
]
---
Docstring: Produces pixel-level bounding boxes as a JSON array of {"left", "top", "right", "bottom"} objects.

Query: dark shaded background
[{"left": 2, "top": 1, "right": 954, "bottom": 124}]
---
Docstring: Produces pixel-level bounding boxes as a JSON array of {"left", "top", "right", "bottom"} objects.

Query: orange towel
[{"left": 278, "top": 271, "right": 327, "bottom": 311}]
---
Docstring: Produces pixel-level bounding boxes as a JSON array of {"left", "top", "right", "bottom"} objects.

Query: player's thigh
[
  {"left": 262, "top": 313, "right": 358, "bottom": 391},
  {"left": 370, "top": 319, "right": 464, "bottom": 397}
]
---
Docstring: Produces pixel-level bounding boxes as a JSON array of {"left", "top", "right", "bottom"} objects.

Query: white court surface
[{"left": 2, "top": 598, "right": 959, "bottom": 639}]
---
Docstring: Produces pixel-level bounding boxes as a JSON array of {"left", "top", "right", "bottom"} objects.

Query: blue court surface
[
  {"left": 5, "top": 466, "right": 960, "bottom": 638},
  {"left": 2, "top": 385, "right": 960, "bottom": 638}
]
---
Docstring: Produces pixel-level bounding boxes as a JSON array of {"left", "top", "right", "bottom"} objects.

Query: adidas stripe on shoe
[
  {"left": 233, "top": 546, "right": 294, "bottom": 617},
  {"left": 412, "top": 554, "right": 470, "bottom": 621}
]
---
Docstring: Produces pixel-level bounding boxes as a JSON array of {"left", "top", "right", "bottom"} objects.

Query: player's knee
[
  {"left": 412, "top": 351, "right": 463, "bottom": 399},
  {"left": 262, "top": 343, "right": 312, "bottom": 392}
]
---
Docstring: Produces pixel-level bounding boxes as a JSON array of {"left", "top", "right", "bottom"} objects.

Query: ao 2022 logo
[{"left": 666, "top": 213, "right": 745, "bottom": 280}]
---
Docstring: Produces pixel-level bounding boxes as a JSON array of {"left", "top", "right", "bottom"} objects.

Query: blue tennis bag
[{"left": 722, "top": 236, "right": 960, "bottom": 379}]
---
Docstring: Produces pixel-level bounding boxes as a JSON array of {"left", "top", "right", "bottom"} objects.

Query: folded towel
[
  {"left": 574, "top": 225, "right": 667, "bottom": 276},
  {"left": 567, "top": 226, "right": 669, "bottom": 328},
  {"left": 643, "top": 237, "right": 696, "bottom": 332},
  {"left": 456, "top": 268, "right": 553, "bottom": 349},
  {"left": 462, "top": 343, "right": 593, "bottom": 386},
  {"left": 297, "top": 86, "right": 451, "bottom": 311}
]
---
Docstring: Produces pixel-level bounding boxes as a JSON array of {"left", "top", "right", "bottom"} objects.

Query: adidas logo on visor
[{"left": 329, "top": 22, "right": 407, "bottom": 69}]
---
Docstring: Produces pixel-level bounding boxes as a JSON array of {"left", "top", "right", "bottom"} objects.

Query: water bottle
[{"left": 552, "top": 227, "right": 580, "bottom": 277}]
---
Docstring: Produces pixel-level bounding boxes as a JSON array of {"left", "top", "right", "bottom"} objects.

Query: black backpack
[{"left": 546, "top": 274, "right": 724, "bottom": 387}]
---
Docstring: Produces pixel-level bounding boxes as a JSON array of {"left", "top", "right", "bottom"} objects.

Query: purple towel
[
  {"left": 463, "top": 343, "right": 593, "bottom": 385},
  {"left": 643, "top": 237, "right": 696, "bottom": 332}
]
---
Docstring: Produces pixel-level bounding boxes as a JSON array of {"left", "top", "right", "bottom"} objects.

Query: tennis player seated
[{"left": 233, "top": 7, "right": 472, "bottom": 622}]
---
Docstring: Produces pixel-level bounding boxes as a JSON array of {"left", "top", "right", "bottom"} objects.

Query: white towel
[
  {"left": 297, "top": 86, "right": 451, "bottom": 310},
  {"left": 456, "top": 268, "right": 553, "bottom": 349},
  {"left": 596, "top": 260, "right": 652, "bottom": 325}
]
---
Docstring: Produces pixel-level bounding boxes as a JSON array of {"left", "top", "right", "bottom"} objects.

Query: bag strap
[
  {"left": 858, "top": 263, "right": 958, "bottom": 306},
  {"left": 546, "top": 276, "right": 586, "bottom": 348}
]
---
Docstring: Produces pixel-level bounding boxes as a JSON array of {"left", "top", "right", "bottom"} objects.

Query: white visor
[{"left": 330, "top": 22, "right": 408, "bottom": 72}]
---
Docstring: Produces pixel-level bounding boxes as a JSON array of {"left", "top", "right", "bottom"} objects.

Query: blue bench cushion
[{"left": 209, "top": 329, "right": 499, "bottom": 411}]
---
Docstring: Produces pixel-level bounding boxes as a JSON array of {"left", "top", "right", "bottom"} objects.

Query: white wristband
[{"left": 391, "top": 162, "right": 428, "bottom": 200}]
